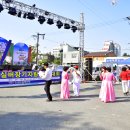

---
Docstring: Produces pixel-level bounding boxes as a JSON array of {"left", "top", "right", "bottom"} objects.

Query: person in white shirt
[
  {"left": 72, "top": 65, "right": 81, "bottom": 96},
  {"left": 68, "top": 65, "right": 75, "bottom": 84},
  {"left": 39, "top": 62, "right": 53, "bottom": 101}
]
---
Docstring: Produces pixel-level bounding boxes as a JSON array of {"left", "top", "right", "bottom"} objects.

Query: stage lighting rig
[
  {"left": 5, "top": 0, "right": 13, "bottom": 3},
  {"left": 56, "top": 20, "right": 63, "bottom": 29},
  {"left": 64, "top": 23, "right": 70, "bottom": 29},
  {"left": 38, "top": 16, "right": 46, "bottom": 24},
  {"left": 1, "top": 0, "right": 84, "bottom": 31},
  {"left": 8, "top": 7, "right": 17, "bottom": 15},
  {"left": 27, "top": 12, "right": 35, "bottom": 20},
  {"left": 47, "top": 18, "right": 54, "bottom": 25},
  {"left": 0, "top": 0, "right": 85, "bottom": 80},
  {"left": 71, "top": 26, "right": 77, "bottom": 33},
  {"left": 45, "top": 11, "right": 49, "bottom": 15},
  {"left": 17, "top": 11, "right": 22, "bottom": 17},
  {"left": 23, "top": 13, "right": 27, "bottom": 18},
  {"left": 0, "top": 4, "right": 4, "bottom": 12},
  {"left": 32, "top": 4, "right": 36, "bottom": 8},
  {"left": 71, "top": 20, "right": 75, "bottom": 24}
]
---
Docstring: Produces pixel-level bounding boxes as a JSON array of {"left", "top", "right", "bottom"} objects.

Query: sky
[{"left": 0, "top": 0, "right": 130, "bottom": 55}]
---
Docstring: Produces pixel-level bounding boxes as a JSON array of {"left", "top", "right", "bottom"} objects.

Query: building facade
[
  {"left": 84, "top": 51, "right": 116, "bottom": 67},
  {"left": 52, "top": 44, "right": 63, "bottom": 58},
  {"left": 102, "top": 41, "right": 121, "bottom": 56},
  {"left": 62, "top": 44, "right": 80, "bottom": 65}
]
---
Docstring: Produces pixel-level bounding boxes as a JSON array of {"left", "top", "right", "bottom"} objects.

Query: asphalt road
[{"left": 0, "top": 82, "right": 130, "bottom": 130}]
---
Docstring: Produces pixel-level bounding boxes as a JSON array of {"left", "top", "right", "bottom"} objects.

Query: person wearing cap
[
  {"left": 120, "top": 66, "right": 129, "bottom": 96},
  {"left": 39, "top": 62, "right": 53, "bottom": 101},
  {"left": 72, "top": 65, "right": 81, "bottom": 96}
]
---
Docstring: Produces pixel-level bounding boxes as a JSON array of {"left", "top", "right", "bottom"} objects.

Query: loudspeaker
[{"left": 84, "top": 58, "right": 93, "bottom": 81}]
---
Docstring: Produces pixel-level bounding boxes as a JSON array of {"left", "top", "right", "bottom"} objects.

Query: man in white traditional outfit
[{"left": 72, "top": 65, "right": 81, "bottom": 96}]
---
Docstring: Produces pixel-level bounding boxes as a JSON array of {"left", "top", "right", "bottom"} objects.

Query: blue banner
[
  {"left": 0, "top": 71, "right": 61, "bottom": 88},
  {"left": 13, "top": 43, "right": 29, "bottom": 65},
  {"left": 0, "top": 37, "right": 11, "bottom": 65}
]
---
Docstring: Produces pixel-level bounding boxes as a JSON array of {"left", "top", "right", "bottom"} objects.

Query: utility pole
[{"left": 33, "top": 33, "right": 45, "bottom": 65}]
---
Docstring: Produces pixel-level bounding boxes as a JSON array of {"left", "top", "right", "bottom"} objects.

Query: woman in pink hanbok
[
  {"left": 100, "top": 66, "right": 107, "bottom": 81},
  {"left": 99, "top": 67, "right": 116, "bottom": 103},
  {"left": 60, "top": 66, "right": 70, "bottom": 99}
]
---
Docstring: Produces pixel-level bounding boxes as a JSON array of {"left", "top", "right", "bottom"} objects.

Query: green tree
[
  {"left": 53, "top": 58, "right": 60, "bottom": 65},
  {"left": 123, "top": 53, "right": 130, "bottom": 57},
  {"left": 30, "top": 46, "right": 37, "bottom": 63},
  {"left": 38, "top": 59, "right": 48, "bottom": 65}
]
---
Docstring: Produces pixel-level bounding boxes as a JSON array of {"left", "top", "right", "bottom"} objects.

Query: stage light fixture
[
  {"left": 32, "top": 4, "right": 36, "bottom": 8},
  {"left": 38, "top": 16, "right": 46, "bottom": 24},
  {"left": 17, "top": 11, "right": 22, "bottom": 17},
  {"left": 23, "top": 13, "right": 27, "bottom": 18},
  {"left": 45, "top": 11, "right": 49, "bottom": 15},
  {"left": 5, "top": 0, "right": 13, "bottom": 3},
  {"left": 71, "top": 26, "right": 77, "bottom": 33},
  {"left": 8, "top": 7, "right": 17, "bottom": 15},
  {"left": 71, "top": 20, "right": 75, "bottom": 24},
  {"left": 56, "top": 20, "right": 63, "bottom": 29},
  {"left": 27, "top": 12, "right": 35, "bottom": 20},
  {"left": 47, "top": 18, "right": 54, "bottom": 25},
  {"left": 64, "top": 23, "right": 70, "bottom": 29},
  {"left": 0, "top": 4, "right": 4, "bottom": 12}
]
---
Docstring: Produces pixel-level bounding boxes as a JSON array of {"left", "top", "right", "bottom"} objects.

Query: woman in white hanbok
[{"left": 72, "top": 66, "right": 81, "bottom": 96}]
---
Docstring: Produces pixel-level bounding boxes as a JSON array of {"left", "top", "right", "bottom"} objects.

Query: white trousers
[
  {"left": 73, "top": 82, "right": 80, "bottom": 96},
  {"left": 128, "top": 80, "right": 130, "bottom": 88},
  {"left": 121, "top": 80, "right": 129, "bottom": 93}
]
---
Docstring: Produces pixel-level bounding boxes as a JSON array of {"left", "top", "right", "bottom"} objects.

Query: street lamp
[{"left": 32, "top": 33, "right": 45, "bottom": 65}]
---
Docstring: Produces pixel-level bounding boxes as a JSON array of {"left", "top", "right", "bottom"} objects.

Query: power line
[
  {"left": 77, "top": 0, "right": 128, "bottom": 30},
  {"left": 86, "top": 18, "right": 125, "bottom": 30}
]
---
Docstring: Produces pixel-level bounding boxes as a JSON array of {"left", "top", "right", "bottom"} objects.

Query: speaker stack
[{"left": 84, "top": 58, "right": 93, "bottom": 81}]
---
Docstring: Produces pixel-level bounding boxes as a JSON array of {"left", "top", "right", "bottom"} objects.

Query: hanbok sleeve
[
  {"left": 100, "top": 72, "right": 104, "bottom": 80},
  {"left": 112, "top": 73, "right": 116, "bottom": 83},
  {"left": 38, "top": 71, "right": 45, "bottom": 79},
  {"left": 64, "top": 73, "right": 69, "bottom": 80},
  {"left": 119, "top": 72, "right": 122, "bottom": 79}
]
